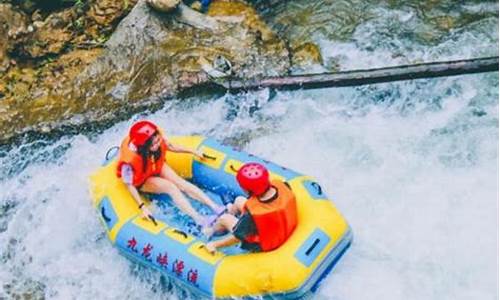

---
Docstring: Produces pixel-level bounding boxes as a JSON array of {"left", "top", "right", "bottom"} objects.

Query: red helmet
[
  {"left": 129, "top": 120, "right": 158, "bottom": 147},
  {"left": 236, "top": 162, "right": 270, "bottom": 197}
]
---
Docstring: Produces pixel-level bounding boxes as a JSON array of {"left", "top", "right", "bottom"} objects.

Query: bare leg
[
  {"left": 141, "top": 176, "right": 204, "bottom": 224},
  {"left": 204, "top": 213, "right": 238, "bottom": 237},
  {"left": 160, "top": 165, "right": 222, "bottom": 212},
  {"left": 215, "top": 214, "right": 238, "bottom": 232}
]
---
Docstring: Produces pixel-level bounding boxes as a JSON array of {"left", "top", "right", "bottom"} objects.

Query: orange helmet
[
  {"left": 129, "top": 120, "right": 158, "bottom": 147},
  {"left": 236, "top": 162, "right": 271, "bottom": 197}
]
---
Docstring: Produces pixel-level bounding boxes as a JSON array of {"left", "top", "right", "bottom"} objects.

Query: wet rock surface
[
  {"left": 2, "top": 0, "right": 498, "bottom": 145},
  {"left": 1, "top": 0, "right": 291, "bottom": 144},
  {"left": 290, "top": 42, "right": 323, "bottom": 72},
  {"left": 0, "top": 4, "right": 28, "bottom": 72},
  {"left": 20, "top": 9, "right": 78, "bottom": 58},
  {"left": 0, "top": 0, "right": 135, "bottom": 143},
  {"left": 87, "top": 0, "right": 136, "bottom": 26},
  {"left": 146, "top": 0, "right": 181, "bottom": 13}
]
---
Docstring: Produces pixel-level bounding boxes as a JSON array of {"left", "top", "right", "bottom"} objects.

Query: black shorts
[{"left": 232, "top": 212, "right": 261, "bottom": 252}]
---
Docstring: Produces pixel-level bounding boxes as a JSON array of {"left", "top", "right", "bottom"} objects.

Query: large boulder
[
  {"left": 146, "top": 0, "right": 181, "bottom": 13},
  {"left": 0, "top": 4, "right": 28, "bottom": 72},
  {"left": 20, "top": 8, "right": 78, "bottom": 58},
  {"left": 0, "top": 0, "right": 291, "bottom": 143},
  {"left": 87, "top": 0, "right": 139, "bottom": 26}
]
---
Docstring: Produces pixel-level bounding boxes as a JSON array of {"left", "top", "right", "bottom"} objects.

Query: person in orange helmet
[
  {"left": 205, "top": 162, "right": 298, "bottom": 253},
  {"left": 116, "top": 120, "right": 224, "bottom": 227}
]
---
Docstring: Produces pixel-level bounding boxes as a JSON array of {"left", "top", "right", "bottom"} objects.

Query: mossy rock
[{"left": 291, "top": 42, "right": 323, "bottom": 68}]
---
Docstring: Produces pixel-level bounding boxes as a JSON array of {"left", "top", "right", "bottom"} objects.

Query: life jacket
[
  {"left": 243, "top": 180, "right": 298, "bottom": 251},
  {"left": 116, "top": 136, "right": 168, "bottom": 187}
]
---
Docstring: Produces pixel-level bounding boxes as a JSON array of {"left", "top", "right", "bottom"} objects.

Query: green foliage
[
  {"left": 72, "top": 17, "right": 85, "bottom": 31},
  {"left": 96, "top": 34, "right": 109, "bottom": 45},
  {"left": 73, "top": 0, "right": 85, "bottom": 8}
]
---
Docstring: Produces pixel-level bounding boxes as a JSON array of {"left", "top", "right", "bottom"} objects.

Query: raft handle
[
  {"left": 229, "top": 164, "right": 239, "bottom": 173},
  {"left": 101, "top": 207, "right": 111, "bottom": 223},
  {"left": 105, "top": 146, "right": 120, "bottom": 161},
  {"left": 310, "top": 182, "right": 323, "bottom": 196},
  {"left": 202, "top": 153, "right": 217, "bottom": 160},
  {"left": 172, "top": 229, "right": 188, "bottom": 239},
  {"left": 148, "top": 214, "right": 158, "bottom": 226},
  {"left": 305, "top": 238, "right": 320, "bottom": 256},
  {"left": 199, "top": 245, "right": 215, "bottom": 256}
]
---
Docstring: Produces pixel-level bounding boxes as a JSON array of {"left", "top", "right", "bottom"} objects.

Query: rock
[
  {"left": 291, "top": 42, "right": 323, "bottom": 68},
  {"left": 207, "top": 0, "right": 275, "bottom": 41},
  {"left": 198, "top": 55, "right": 232, "bottom": 78},
  {"left": 32, "top": 20, "right": 44, "bottom": 29},
  {"left": 0, "top": 0, "right": 291, "bottom": 143},
  {"left": 31, "top": 9, "right": 43, "bottom": 22},
  {"left": 11, "top": 8, "right": 78, "bottom": 58},
  {"left": 87, "top": 0, "right": 138, "bottom": 26},
  {"left": 10, "top": 0, "right": 83, "bottom": 15},
  {"left": 0, "top": 4, "right": 28, "bottom": 72},
  {"left": 190, "top": 1, "right": 202, "bottom": 11},
  {"left": 76, "top": 0, "right": 289, "bottom": 100},
  {"left": 3, "top": 69, "right": 32, "bottom": 97},
  {"left": 12, "top": 0, "right": 37, "bottom": 14},
  {"left": 0, "top": 82, "right": 6, "bottom": 99},
  {"left": 146, "top": 0, "right": 181, "bottom": 13},
  {"left": 0, "top": 46, "right": 103, "bottom": 141},
  {"left": 431, "top": 15, "right": 456, "bottom": 31},
  {"left": 176, "top": 3, "right": 219, "bottom": 30},
  {"left": 213, "top": 55, "right": 232, "bottom": 74}
]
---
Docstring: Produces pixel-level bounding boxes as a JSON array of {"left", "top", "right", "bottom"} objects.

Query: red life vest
[
  {"left": 243, "top": 180, "right": 298, "bottom": 251},
  {"left": 116, "top": 136, "right": 168, "bottom": 187}
]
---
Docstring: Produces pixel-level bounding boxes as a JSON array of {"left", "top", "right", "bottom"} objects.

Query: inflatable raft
[{"left": 90, "top": 136, "right": 352, "bottom": 299}]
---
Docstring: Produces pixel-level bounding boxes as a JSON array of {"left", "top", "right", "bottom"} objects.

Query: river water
[{"left": 0, "top": 1, "right": 498, "bottom": 299}]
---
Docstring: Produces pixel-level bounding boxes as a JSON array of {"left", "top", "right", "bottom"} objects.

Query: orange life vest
[
  {"left": 116, "top": 136, "right": 168, "bottom": 187},
  {"left": 243, "top": 180, "right": 298, "bottom": 251}
]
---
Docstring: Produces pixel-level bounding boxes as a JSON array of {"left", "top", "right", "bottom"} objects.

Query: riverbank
[{"left": 1, "top": 0, "right": 326, "bottom": 145}]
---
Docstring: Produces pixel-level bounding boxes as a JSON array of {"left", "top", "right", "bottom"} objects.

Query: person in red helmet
[
  {"left": 205, "top": 162, "right": 298, "bottom": 253},
  {"left": 117, "top": 120, "right": 224, "bottom": 227}
]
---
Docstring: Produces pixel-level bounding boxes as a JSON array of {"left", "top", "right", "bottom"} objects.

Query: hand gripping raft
[{"left": 90, "top": 136, "right": 352, "bottom": 299}]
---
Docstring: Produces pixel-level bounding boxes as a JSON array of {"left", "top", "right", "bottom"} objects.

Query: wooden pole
[{"left": 219, "top": 56, "right": 499, "bottom": 91}]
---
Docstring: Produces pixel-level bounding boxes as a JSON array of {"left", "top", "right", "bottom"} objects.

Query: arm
[
  {"left": 206, "top": 235, "right": 240, "bottom": 253},
  {"left": 166, "top": 140, "right": 202, "bottom": 157},
  {"left": 121, "top": 164, "right": 153, "bottom": 219},
  {"left": 126, "top": 184, "right": 144, "bottom": 207},
  {"left": 126, "top": 184, "right": 153, "bottom": 219}
]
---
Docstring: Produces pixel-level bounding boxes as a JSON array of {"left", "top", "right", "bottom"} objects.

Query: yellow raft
[{"left": 90, "top": 136, "right": 352, "bottom": 299}]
